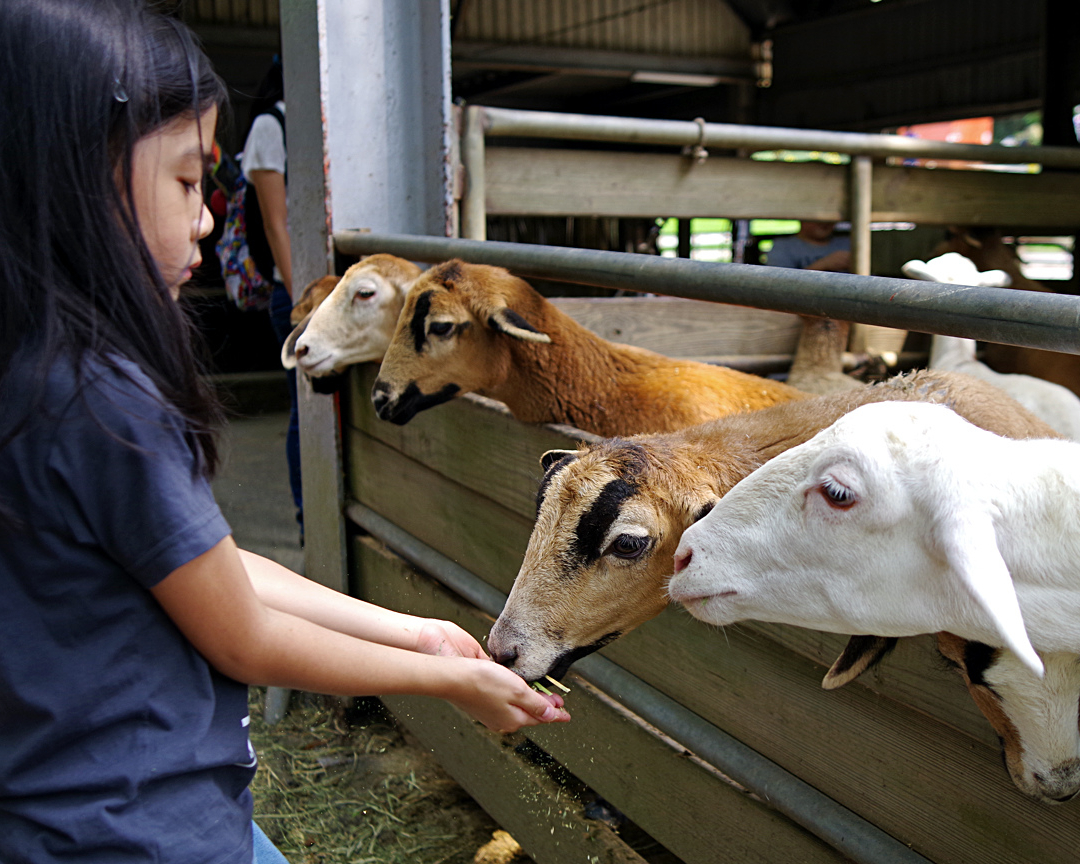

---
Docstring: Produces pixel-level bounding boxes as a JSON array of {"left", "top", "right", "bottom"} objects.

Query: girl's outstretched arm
[
  {"left": 239, "top": 548, "right": 484, "bottom": 659},
  {"left": 152, "top": 537, "right": 569, "bottom": 734}
]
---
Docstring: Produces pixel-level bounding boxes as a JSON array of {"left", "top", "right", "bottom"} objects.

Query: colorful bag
[
  {"left": 215, "top": 172, "right": 273, "bottom": 311},
  {"left": 213, "top": 107, "right": 285, "bottom": 311}
]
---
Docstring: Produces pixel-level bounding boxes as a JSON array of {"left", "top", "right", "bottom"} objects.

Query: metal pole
[
  {"left": 850, "top": 155, "right": 873, "bottom": 277},
  {"left": 461, "top": 105, "right": 487, "bottom": 240},
  {"left": 334, "top": 231, "right": 1080, "bottom": 354},
  {"left": 477, "top": 106, "right": 1080, "bottom": 169},
  {"left": 345, "top": 500, "right": 933, "bottom": 864}
]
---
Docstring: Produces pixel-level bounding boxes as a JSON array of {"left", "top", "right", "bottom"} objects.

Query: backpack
[{"left": 214, "top": 107, "right": 285, "bottom": 311}]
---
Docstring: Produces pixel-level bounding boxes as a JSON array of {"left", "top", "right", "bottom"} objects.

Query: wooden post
[{"left": 461, "top": 105, "right": 487, "bottom": 240}]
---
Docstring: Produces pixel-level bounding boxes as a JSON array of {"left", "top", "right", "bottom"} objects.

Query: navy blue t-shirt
[{"left": 0, "top": 353, "right": 255, "bottom": 863}]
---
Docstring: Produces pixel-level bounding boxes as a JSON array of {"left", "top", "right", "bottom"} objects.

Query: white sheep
[
  {"left": 903, "top": 252, "right": 1080, "bottom": 440},
  {"left": 281, "top": 254, "right": 421, "bottom": 377},
  {"left": 668, "top": 399, "right": 1080, "bottom": 679}
]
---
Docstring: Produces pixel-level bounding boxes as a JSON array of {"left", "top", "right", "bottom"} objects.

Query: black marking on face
[
  {"left": 571, "top": 478, "right": 638, "bottom": 567},
  {"left": 536, "top": 453, "right": 578, "bottom": 517},
  {"left": 410, "top": 291, "right": 434, "bottom": 353},
  {"left": 963, "top": 641, "right": 1000, "bottom": 688},
  {"left": 377, "top": 381, "right": 460, "bottom": 425},
  {"left": 544, "top": 632, "right": 622, "bottom": 681},
  {"left": 490, "top": 308, "right": 541, "bottom": 334}
]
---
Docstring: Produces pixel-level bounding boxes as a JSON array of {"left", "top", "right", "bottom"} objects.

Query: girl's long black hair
[{"left": 0, "top": 0, "right": 228, "bottom": 476}]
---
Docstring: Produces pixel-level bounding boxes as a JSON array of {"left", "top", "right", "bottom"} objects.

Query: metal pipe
[
  {"left": 345, "top": 499, "right": 932, "bottom": 864},
  {"left": 333, "top": 231, "right": 1080, "bottom": 354},
  {"left": 461, "top": 105, "right": 487, "bottom": 240},
  {"left": 850, "top": 155, "right": 873, "bottom": 277},
  {"left": 477, "top": 106, "right": 1080, "bottom": 169}
]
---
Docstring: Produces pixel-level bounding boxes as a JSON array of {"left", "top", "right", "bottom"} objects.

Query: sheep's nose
[
  {"left": 489, "top": 647, "right": 518, "bottom": 668},
  {"left": 295, "top": 344, "right": 309, "bottom": 359},
  {"left": 371, "top": 380, "right": 391, "bottom": 412},
  {"left": 673, "top": 548, "right": 692, "bottom": 574}
]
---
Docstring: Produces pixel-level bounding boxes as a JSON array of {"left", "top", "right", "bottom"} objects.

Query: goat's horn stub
[{"left": 821, "top": 635, "right": 898, "bottom": 690}]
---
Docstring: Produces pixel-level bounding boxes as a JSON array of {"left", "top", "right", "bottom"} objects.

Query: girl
[{"left": 0, "top": 3, "right": 569, "bottom": 863}]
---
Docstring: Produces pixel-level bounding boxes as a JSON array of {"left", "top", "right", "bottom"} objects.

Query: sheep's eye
[
  {"left": 819, "top": 477, "right": 856, "bottom": 509},
  {"left": 428, "top": 321, "right": 454, "bottom": 337},
  {"left": 608, "top": 534, "right": 649, "bottom": 559},
  {"left": 355, "top": 288, "right": 377, "bottom": 301}
]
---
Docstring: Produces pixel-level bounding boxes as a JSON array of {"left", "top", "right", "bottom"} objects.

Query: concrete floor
[{"left": 212, "top": 409, "right": 305, "bottom": 575}]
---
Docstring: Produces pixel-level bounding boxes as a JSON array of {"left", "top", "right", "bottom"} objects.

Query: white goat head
[
  {"left": 936, "top": 634, "right": 1080, "bottom": 803},
  {"left": 282, "top": 254, "right": 421, "bottom": 378},
  {"left": 668, "top": 400, "right": 1047, "bottom": 678},
  {"left": 901, "top": 251, "right": 1011, "bottom": 288}
]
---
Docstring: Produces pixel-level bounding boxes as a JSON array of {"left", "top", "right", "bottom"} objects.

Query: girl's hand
[
  {"left": 415, "top": 618, "right": 486, "bottom": 659},
  {"left": 446, "top": 657, "right": 571, "bottom": 734}
]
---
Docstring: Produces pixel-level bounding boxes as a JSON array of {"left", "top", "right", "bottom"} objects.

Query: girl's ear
[{"left": 937, "top": 509, "right": 1043, "bottom": 677}]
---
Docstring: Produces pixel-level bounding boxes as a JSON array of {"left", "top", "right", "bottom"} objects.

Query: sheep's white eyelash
[{"left": 819, "top": 476, "right": 856, "bottom": 507}]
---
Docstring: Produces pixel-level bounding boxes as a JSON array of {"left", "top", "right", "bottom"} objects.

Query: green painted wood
[{"left": 354, "top": 537, "right": 851, "bottom": 864}]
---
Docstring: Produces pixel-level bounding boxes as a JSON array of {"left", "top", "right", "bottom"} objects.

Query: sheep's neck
[{"left": 483, "top": 304, "right": 671, "bottom": 435}]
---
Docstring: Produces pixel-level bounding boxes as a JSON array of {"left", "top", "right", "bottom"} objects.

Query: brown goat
[
  {"left": 372, "top": 259, "right": 806, "bottom": 436},
  {"left": 289, "top": 274, "right": 341, "bottom": 326}
]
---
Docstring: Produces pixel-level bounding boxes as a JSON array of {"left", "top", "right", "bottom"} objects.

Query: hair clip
[{"left": 113, "top": 77, "right": 129, "bottom": 104}]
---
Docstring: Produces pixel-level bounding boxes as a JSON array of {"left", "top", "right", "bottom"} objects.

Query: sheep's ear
[
  {"left": 281, "top": 312, "right": 314, "bottom": 370},
  {"left": 540, "top": 449, "right": 577, "bottom": 472},
  {"left": 488, "top": 308, "right": 552, "bottom": 344},
  {"left": 939, "top": 510, "right": 1044, "bottom": 677},
  {"left": 821, "top": 636, "right": 898, "bottom": 690}
]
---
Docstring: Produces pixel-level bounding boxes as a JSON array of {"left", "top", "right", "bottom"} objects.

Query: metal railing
[
  {"left": 458, "top": 105, "right": 1080, "bottom": 282},
  {"left": 334, "top": 231, "right": 1080, "bottom": 354}
]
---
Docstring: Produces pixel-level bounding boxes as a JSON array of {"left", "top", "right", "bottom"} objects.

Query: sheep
[
  {"left": 370, "top": 259, "right": 807, "bottom": 437},
  {"left": 902, "top": 252, "right": 1080, "bottom": 440},
  {"left": 486, "top": 371, "right": 1074, "bottom": 802},
  {"left": 667, "top": 400, "right": 1080, "bottom": 802},
  {"left": 281, "top": 254, "right": 421, "bottom": 378},
  {"left": 669, "top": 400, "right": 1080, "bottom": 668},
  {"left": 938, "top": 226, "right": 1080, "bottom": 398}
]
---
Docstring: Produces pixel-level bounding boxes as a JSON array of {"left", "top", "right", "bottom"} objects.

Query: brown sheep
[{"left": 372, "top": 259, "right": 807, "bottom": 436}]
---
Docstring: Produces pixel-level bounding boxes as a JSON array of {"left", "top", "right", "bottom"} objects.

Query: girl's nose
[{"left": 194, "top": 202, "right": 213, "bottom": 242}]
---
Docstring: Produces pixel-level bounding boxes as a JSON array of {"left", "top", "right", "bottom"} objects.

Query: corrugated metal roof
[{"left": 454, "top": 0, "right": 751, "bottom": 58}]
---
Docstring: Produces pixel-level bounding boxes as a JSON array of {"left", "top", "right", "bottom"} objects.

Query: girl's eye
[
  {"left": 182, "top": 179, "right": 201, "bottom": 194},
  {"left": 819, "top": 477, "right": 857, "bottom": 509},
  {"left": 608, "top": 534, "right": 650, "bottom": 560},
  {"left": 428, "top": 321, "right": 453, "bottom": 337}
]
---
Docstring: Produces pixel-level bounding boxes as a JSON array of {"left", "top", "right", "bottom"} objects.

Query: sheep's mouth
[
  {"left": 373, "top": 381, "right": 460, "bottom": 424},
  {"left": 541, "top": 632, "right": 622, "bottom": 681}
]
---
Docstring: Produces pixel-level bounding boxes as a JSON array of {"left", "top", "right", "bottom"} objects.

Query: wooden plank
[
  {"left": 344, "top": 364, "right": 593, "bottom": 522},
  {"left": 353, "top": 537, "right": 852, "bottom": 864},
  {"left": 600, "top": 610, "right": 1080, "bottom": 864},
  {"left": 548, "top": 296, "right": 803, "bottom": 358},
  {"left": 486, "top": 147, "right": 847, "bottom": 221},
  {"left": 347, "top": 429, "right": 531, "bottom": 595},
  {"left": 485, "top": 148, "right": 1080, "bottom": 227},
  {"left": 741, "top": 623, "right": 1000, "bottom": 749}
]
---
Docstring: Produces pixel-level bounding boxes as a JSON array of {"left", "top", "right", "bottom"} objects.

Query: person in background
[
  {"left": 0, "top": 4, "right": 570, "bottom": 862},
  {"left": 766, "top": 220, "right": 851, "bottom": 272},
  {"left": 241, "top": 57, "right": 303, "bottom": 541}
]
